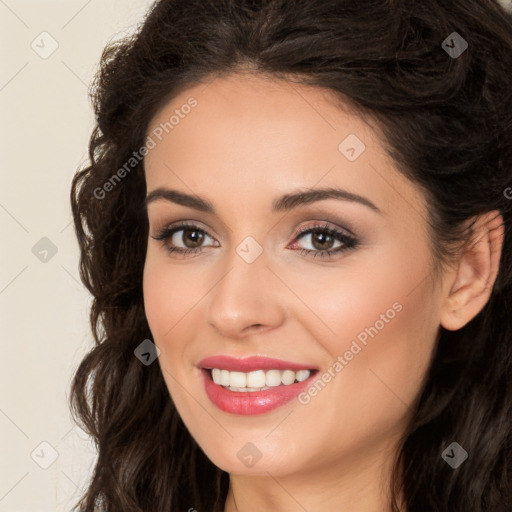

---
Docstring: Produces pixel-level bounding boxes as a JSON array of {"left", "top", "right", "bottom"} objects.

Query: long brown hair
[{"left": 70, "top": 1, "right": 512, "bottom": 510}]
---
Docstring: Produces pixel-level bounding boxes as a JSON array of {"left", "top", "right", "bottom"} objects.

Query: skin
[{"left": 142, "top": 73, "right": 504, "bottom": 512}]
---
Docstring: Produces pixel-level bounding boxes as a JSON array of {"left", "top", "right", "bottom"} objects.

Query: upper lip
[{"left": 198, "top": 355, "right": 318, "bottom": 372}]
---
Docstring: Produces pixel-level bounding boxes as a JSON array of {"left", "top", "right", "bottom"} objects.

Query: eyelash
[{"left": 152, "top": 221, "right": 358, "bottom": 259}]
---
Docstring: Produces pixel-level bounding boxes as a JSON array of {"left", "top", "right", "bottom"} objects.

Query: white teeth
[
  {"left": 247, "top": 370, "right": 266, "bottom": 387},
  {"left": 281, "top": 370, "right": 296, "bottom": 385},
  {"left": 220, "top": 369, "right": 230, "bottom": 386},
  {"left": 209, "top": 368, "right": 312, "bottom": 389},
  {"left": 265, "top": 369, "right": 282, "bottom": 387},
  {"left": 295, "top": 369, "right": 310, "bottom": 382},
  {"left": 212, "top": 368, "right": 221, "bottom": 383},
  {"left": 229, "top": 371, "right": 247, "bottom": 388}
]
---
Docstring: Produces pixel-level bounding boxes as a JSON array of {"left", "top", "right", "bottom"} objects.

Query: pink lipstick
[{"left": 198, "top": 355, "right": 319, "bottom": 415}]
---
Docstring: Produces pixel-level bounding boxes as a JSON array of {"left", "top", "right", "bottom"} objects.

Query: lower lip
[{"left": 201, "top": 368, "right": 317, "bottom": 415}]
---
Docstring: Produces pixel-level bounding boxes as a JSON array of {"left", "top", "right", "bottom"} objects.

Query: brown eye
[
  {"left": 290, "top": 223, "right": 358, "bottom": 259},
  {"left": 307, "top": 231, "right": 338, "bottom": 251},
  {"left": 152, "top": 223, "right": 215, "bottom": 256},
  {"left": 179, "top": 228, "right": 205, "bottom": 248}
]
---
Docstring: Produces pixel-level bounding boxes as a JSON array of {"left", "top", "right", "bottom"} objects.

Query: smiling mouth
[{"left": 204, "top": 367, "right": 318, "bottom": 392}]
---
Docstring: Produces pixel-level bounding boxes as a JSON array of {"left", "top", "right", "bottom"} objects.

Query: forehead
[
  {"left": 145, "top": 73, "right": 371, "bottom": 165},
  {"left": 143, "top": 73, "right": 424, "bottom": 222}
]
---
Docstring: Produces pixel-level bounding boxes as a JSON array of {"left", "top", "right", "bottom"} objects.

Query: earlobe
[{"left": 440, "top": 211, "right": 504, "bottom": 331}]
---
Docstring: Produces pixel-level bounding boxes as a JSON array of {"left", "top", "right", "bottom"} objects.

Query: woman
[{"left": 69, "top": 1, "right": 512, "bottom": 510}]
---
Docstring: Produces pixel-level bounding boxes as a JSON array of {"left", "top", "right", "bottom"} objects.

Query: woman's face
[{"left": 142, "top": 74, "right": 444, "bottom": 480}]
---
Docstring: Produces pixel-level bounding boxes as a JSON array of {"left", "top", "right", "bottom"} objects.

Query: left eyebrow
[
  {"left": 272, "top": 187, "right": 382, "bottom": 214},
  {"left": 144, "top": 186, "right": 382, "bottom": 215}
]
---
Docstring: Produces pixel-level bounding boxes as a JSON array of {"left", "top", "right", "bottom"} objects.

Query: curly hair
[{"left": 69, "top": 1, "right": 512, "bottom": 510}]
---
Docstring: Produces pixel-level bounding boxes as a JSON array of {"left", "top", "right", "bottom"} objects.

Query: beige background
[
  {"left": 0, "top": 1, "right": 510, "bottom": 511},
  {"left": 0, "top": 2, "right": 153, "bottom": 511}
]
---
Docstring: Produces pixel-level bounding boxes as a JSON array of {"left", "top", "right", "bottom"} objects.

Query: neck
[{"left": 223, "top": 439, "right": 405, "bottom": 512}]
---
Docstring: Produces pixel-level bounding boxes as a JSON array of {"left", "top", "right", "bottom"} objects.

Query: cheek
[
  {"left": 142, "top": 257, "right": 199, "bottom": 395},
  {"left": 142, "top": 253, "right": 197, "bottom": 338},
  {"left": 143, "top": 263, "right": 168, "bottom": 337},
  {"left": 316, "top": 234, "right": 436, "bottom": 366},
  {"left": 296, "top": 248, "right": 438, "bottom": 436}
]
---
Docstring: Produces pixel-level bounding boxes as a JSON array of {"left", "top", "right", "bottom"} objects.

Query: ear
[{"left": 440, "top": 210, "right": 504, "bottom": 331}]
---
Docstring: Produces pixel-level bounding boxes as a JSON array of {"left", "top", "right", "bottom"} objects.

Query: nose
[{"left": 205, "top": 249, "right": 286, "bottom": 339}]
